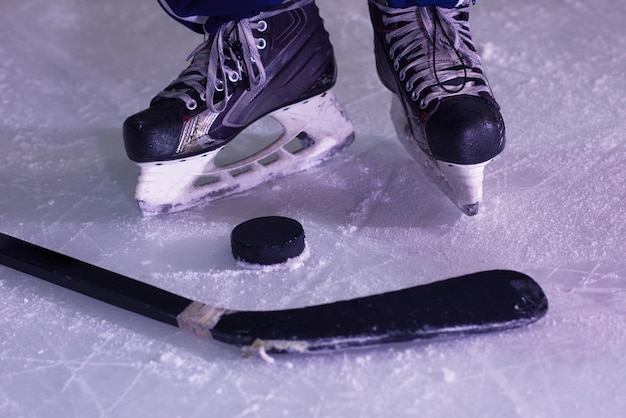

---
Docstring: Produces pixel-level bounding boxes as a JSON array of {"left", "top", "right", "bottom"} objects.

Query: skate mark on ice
[
  {"left": 341, "top": 153, "right": 397, "bottom": 233},
  {"left": 544, "top": 264, "right": 626, "bottom": 295},
  {"left": 103, "top": 366, "right": 148, "bottom": 416},
  {"left": 343, "top": 177, "right": 387, "bottom": 233},
  {"left": 40, "top": 330, "right": 114, "bottom": 415}
]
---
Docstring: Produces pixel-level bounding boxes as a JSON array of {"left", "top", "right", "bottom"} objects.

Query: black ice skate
[
  {"left": 369, "top": 0, "right": 505, "bottom": 215},
  {"left": 123, "top": 0, "right": 354, "bottom": 215}
]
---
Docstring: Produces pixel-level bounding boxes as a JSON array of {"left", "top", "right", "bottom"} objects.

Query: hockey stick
[{"left": 0, "top": 232, "right": 547, "bottom": 353}]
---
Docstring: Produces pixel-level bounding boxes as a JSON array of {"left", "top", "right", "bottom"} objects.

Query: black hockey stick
[{"left": 0, "top": 232, "right": 548, "bottom": 353}]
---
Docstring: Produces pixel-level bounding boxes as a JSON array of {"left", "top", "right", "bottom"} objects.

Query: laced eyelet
[
  {"left": 228, "top": 73, "right": 240, "bottom": 83},
  {"left": 186, "top": 99, "right": 197, "bottom": 110},
  {"left": 257, "top": 20, "right": 268, "bottom": 32},
  {"left": 256, "top": 38, "right": 267, "bottom": 50},
  {"left": 398, "top": 71, "right": 405, "bottom": 81},
  {"left": 394, "top": 61, "right": 400, "bottom": 71},
  {"left": 200, "top": 92, "right": 206, "bottom": 102},
  {"left": 405, "top": 81, "right": 413, "bottom": 91}
]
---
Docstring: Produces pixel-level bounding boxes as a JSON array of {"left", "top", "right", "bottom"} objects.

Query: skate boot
[
  {"left": 369, "top": 0, "right": 505, "bottom": 215},
  {"left": 123, "top": 0, "right": 354, "bottom": 215}
]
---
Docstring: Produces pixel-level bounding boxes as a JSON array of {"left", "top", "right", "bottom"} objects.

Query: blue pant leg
[
  {"left": 159, "top": 0, "right": 464, "bottom": 33},
  {"left": 158, "top": 0, "right": 284, "bottom": 33},
  {"left": 387, "top": 0, "right": 461, "bottom": 7}
]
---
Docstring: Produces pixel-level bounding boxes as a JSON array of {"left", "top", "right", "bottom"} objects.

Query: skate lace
[
  {"left": 381, "top": 3, "right": 490, "bottom": 109},
  {"left": 155, "top": 19, "right": 267, "bottom": 113}
]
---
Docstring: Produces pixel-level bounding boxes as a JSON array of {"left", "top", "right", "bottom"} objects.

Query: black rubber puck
[{"left": 231, "top": 216, "right": 306, "bottom": 265}]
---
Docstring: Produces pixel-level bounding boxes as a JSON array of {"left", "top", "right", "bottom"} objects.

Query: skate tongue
[{"left": 433, "top": 46, "right": 460, "bottom": 63}]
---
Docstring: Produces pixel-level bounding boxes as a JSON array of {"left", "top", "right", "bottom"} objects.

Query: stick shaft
[{"left": 0, "top": 233, "right": 192, "bottom": 326}]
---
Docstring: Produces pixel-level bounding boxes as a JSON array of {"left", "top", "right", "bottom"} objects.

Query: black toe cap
[
  {"left": 123, "top": 101, "right": 185, "bottom": 162},
  {"left": 426, "top": 95, "right": 506, "bottom": 165}
]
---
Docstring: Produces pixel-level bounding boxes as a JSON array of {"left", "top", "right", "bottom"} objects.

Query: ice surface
[{"left": 1, "top": 0, "right": 626, "bottom": 417}]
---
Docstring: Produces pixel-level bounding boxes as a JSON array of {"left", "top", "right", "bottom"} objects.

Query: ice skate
[
  {"left": 123, "top": 0, "right": 354, "bottom": 215},
  {"left": 369, "top": 0, "right": 505, "bottom": 216}
]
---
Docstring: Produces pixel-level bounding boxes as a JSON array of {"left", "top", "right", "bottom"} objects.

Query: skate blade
[
  {"left": 390, "top": 95, "right": 489, "bottom": 216},
  {"left": 135, "top": 91, "right": 354, "bottom": 215}
]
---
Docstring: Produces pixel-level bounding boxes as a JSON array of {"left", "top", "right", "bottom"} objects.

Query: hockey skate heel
[
  {"left": 268, "top": 91, "right": 355, "bottom": 165},
  {"left": 135, "top": 91, "right": 354, "bottom": 215}
]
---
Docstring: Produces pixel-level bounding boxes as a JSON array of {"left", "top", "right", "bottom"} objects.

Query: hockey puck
[{"left": 231, "top": 216, "right": 306, "bottom": 265}]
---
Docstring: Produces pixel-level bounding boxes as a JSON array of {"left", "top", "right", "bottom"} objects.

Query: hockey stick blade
[{"left": 0, "top": 232, "right": 548, "bottom": 353}]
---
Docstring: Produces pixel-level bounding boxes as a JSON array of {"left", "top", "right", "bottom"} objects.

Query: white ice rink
[{"left": 1, "top": 0, "right": 625, "bottom": 416}]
